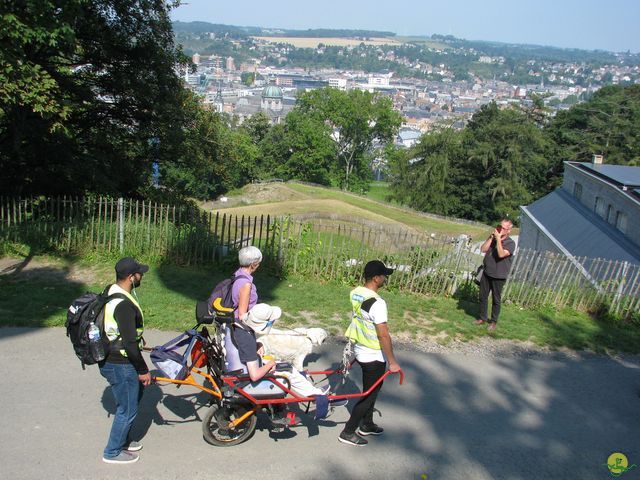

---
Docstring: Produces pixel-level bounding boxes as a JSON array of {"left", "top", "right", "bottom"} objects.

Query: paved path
[{"left": 1, "top": 327, "right": 639, "bottom": 480}]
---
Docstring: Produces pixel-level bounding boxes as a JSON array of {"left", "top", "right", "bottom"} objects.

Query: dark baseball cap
[
  {"left": 115, "top": 257, "right": 149, "bottom": 277},
  {"left": 364, "top": 260, "right": 394, "bottom": 279}
]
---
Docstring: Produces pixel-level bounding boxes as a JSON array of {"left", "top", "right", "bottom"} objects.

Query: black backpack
[{"left": 65, "top": 287, "right": 126, "bottom": 369}]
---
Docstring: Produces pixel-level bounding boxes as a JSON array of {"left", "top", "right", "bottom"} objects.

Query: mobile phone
[
  {"left": 276, "top": 362, "right": 293, "bottom": 372},
  {"left": 496, "top": 225, "right": 502, "bottom": 233}
]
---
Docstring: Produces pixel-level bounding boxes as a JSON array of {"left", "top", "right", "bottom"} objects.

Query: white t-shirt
[{"left": 354, "top": 294, "right": 388, "bottom": 363}]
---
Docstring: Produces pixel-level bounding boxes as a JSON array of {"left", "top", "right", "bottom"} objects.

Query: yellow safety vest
[
  {"left": 104, "top": 284, "right": 144, "bottom": 357},
  {"left": 345, "top": 286, "right": 382, "bottom": 350}
]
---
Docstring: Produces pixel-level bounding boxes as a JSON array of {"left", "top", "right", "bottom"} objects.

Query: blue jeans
[{"left": 99, "top": 362, "right": 144, "bottom": 458}]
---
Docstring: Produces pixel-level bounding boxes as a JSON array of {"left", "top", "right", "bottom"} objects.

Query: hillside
[
  {"left": 200, "top": 182, "right": 490, "bottom": 238},
  {"left": 172, "top": 21, "right": 638, "bottom": 83}
]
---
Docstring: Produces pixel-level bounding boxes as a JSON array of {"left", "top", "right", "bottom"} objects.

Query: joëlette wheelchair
[{"left": 145, "top": 298, "right": 404, "bottom": 447}]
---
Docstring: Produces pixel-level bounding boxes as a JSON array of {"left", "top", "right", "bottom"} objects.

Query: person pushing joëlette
[{"left": 338, "top": 260, "right": 401, "bottom": 447}]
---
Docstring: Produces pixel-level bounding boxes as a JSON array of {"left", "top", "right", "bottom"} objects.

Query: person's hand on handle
[
  {"left": 139, "top": 372, "right": 152, "bottom": 386},
  {"left": 388, "top": 361, "right": 401, "bottom": 373},
  {"left": 266, "top": 360, "right": 276, "bottom": 373}
]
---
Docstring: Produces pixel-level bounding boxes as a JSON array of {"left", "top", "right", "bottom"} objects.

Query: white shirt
[{"left": 354, "top": 295, "right": 388, "bottom": 363}]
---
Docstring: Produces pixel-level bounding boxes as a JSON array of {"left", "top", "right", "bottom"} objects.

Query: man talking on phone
[{"left": 475, "top": 219, "right": 515, "bottom": 332}]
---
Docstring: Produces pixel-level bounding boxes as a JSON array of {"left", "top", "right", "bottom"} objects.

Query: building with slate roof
[
  {"left": 231, "top": 84, "right": 293, "bottom": 125},
  {"left": 519, "top": 157, "right": 640, "bottom": 268}
]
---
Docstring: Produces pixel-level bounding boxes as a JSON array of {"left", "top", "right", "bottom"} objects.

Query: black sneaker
[
  {"left": 338, "top": 431, "right": 368, "bottom": 446},
  {"left": 356, "top": 424, "right": 384, "bottom": 436},
  {"left": 124, "top": 441, "right": 142, "bottom": 452}
]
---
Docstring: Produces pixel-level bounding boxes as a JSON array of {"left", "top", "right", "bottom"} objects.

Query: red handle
[{"left": 391, "top": 368, "right": 404, "bottom": 385}]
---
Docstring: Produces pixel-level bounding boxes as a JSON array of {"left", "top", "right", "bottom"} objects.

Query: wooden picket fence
[
  {"left": 1, "top": 196, "right": 638, "bottom": 319},
  {"left": 0, "top": 196, "right": 283, "bottom": 265},
  {"left": 277, "top": 219, "right": 639, "bottom": 318},
  {"left": 279, "top": 216, "right": 479, "bottom": 297},
  {"left": 503, "top": 249, "right": 640, "bottom": 319}
]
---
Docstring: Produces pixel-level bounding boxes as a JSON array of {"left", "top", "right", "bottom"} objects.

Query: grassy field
[
  {"left": 211, "top": 198, "right": 405, "bottom": 226},
  {"left": 394, "top": 37, "right": 450, "bottom": 50},
  {"left": 285, "top": 183, "right": 489, "bottom": 238},
  {"left": 365, "top": 181, "right": 395, "bottom": 203},
  {"left": 252, "top": 36, "right": 403, "bottom": 48},
  {"left": 2, "top": 255, "right": 639, "bottom": 353},
  {"left": 207, "top": 182, "right": 490, "bottom": 239}
]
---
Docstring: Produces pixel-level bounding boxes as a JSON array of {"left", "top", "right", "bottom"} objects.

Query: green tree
[
  {"left": 241, "top": 71, "right": 255, "bottom": 86},
  {"left": 241, "top": 111, "right": 272, "bottom": 144},
  {"left": 294, "top": 88, "right": 402, "bottom": 191},
  {"left": 563, "top": 94, "right": 579, "bottom": 105},
  {"left": 390, "top": 103, "right": 553, "bottom": 223},
  {"left": 0, "top": 0, "right": 188, "bottom": 197},
  {"left": 546, "top": 84, "right": 640, "bottom": 166},
  {"left": 462, "top": 102, "right": 552, "bottom": 221},
  {"left": 159, "top": 92, "right": 258, "bottom": 200},
  {"left": 388, "top": 127, "right": 464, "bottom": 216},
  {"left": 259, "top": 110, "right": 336, "bottom": 185}
]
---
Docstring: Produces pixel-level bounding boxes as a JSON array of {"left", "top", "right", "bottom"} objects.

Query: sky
[{"left": 170, "top": 0, "right": 640, "bottom": 53}]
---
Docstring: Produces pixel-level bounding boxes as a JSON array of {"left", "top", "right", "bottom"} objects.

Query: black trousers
[
  {"left": 344, "top": 360, "right": 386, "bottom": 434},
  {"left": 479, "top": 273, "right": 506, "bottom": 324}
]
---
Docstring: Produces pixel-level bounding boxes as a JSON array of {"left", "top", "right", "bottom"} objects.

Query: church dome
[{"left": 261, "top": 85, "right": 283, "bottom": 99}]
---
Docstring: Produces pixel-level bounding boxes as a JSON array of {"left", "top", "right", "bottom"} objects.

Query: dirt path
[{"left": 0, "top": 255, "right": 104, "bottom": 284}]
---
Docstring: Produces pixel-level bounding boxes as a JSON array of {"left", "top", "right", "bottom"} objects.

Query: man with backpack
[{"left": 99, "top": 257, "right": 151, "bottom": 464}]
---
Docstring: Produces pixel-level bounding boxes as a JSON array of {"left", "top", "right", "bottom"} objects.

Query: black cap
[
  {"left": 364, "top": 260, "right": 394, "bottom": 279},
  {"left": 115, "top": 257, "right": 149, "bottom": 277}
]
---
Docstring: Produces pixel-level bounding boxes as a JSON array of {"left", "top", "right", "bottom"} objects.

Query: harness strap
[{"left": 341, "top": 340, "right": 354, "bottom": 376}]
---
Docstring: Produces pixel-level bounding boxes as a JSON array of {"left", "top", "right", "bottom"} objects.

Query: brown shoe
[
  {"left": 487, "top": 322, "right": 497, "bottom": 332},
  {"left": 474, "top": 319, "right": 486, "bottom": 325}
]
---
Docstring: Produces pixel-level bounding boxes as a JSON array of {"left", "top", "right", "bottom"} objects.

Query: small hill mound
[{"left": 200, "top": 183, "right": 308, "bottom": 210}]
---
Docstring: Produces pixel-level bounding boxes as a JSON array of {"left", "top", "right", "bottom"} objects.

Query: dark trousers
[
  {"left": 344, "top": 360, "right": 386, "bottom": 434},
  {"left": 479, "top": 273, "right": 506, "bottom": 324}
]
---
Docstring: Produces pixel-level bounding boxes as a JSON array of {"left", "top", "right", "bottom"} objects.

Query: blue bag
[{"left": 150, "top": 330, "right": 198, "bottom": 380}]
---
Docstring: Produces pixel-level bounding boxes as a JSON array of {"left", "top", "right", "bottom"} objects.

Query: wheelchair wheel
[{"left": 202, "top": 403, "right": 257, "bottom": 447}]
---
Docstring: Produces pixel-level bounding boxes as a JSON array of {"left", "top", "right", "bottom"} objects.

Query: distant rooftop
[
  {"left": 261, "top": 85, "right": 283, "bottom": 99},
  {"left": 522, "top": 188, "right": 640, "bottom": 264},
  {"left": 398, "top": 129, "right": 421, "bottom": 141},
  {"left": 577, "top": 163, "right": 640, "bottom": 187}
]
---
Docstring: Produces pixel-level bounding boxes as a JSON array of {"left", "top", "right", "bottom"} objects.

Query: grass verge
[{"left": 1, "top": 256, "right": 639, "bottom": 353}]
